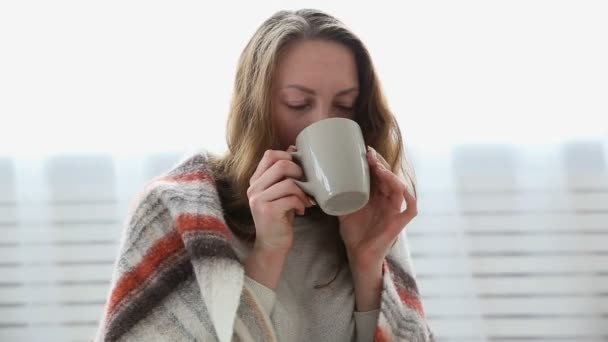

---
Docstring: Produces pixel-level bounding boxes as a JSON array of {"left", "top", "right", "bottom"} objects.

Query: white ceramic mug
[{"left": 290, "top": 118, "right": 370, "bottom": 216}]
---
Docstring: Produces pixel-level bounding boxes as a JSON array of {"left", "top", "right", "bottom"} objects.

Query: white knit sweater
[{"left": 233, "top": 210, "right": 382, "bottom": 342}]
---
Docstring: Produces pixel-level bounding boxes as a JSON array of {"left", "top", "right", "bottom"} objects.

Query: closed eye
[
  {"left": 287, "top": 104, "right": 311, "bottom": 111},
  {"left": 285, "top": 103, "right": 353, "bottom": 112}
]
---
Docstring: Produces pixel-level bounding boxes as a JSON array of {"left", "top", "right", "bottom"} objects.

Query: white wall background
[
  {"left": 1, "top": 0, "right": 606, "bottom": 156},
  {"left": 1, "top": 1, "right": 607, "bottom": 341}
]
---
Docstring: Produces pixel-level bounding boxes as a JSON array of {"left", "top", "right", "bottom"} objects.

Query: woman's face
[{"left": 271, "top": 39, "right": 359, "bottom": 149}]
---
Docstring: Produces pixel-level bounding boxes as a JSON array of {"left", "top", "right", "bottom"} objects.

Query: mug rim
[{"left": 295, "top": 117, "right": 358, "bottom": 143}]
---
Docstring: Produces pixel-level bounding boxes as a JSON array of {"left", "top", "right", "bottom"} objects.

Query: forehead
[{"left": 274, "top": 39, "right": 358, "bottom": 90}]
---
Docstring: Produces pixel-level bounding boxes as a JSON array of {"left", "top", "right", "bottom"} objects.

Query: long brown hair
[{"left": 209, "top": 8, "right": 417, "bottom": 244}]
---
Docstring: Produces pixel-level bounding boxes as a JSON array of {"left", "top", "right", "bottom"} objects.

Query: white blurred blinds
[{"left": 1, "top": 141, "right": 607, "bottom": 341}]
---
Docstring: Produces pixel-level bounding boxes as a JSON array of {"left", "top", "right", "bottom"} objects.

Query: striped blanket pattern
[{"left": 92, "top": 150, "right": 435, "bottom": 342}]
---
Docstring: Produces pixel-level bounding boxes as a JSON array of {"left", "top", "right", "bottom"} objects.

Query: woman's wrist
[
  {"left": 349, "top": 257, "right": 384, "bottom": 312},
  {"left": 244, "top": 242, "right": 290, "bottom": 290}
]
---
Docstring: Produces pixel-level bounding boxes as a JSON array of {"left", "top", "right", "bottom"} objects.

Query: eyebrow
[{"left": 284, "top": 84, "right": 359, "bottom": 96}]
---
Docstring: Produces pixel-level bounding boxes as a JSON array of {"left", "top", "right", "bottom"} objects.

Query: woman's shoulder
[
  {"left": 126, "top": 148, "right": 221, "bottom": 216},
  {"left": 164, "top": 147, "right": 215, "bottom": 179},
  {"left": 151, "top": 147, "right": 224, "bottom": 184}
]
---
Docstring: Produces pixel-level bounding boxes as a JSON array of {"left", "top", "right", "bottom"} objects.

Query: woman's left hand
[{"left": 338, "top": 146, "right": 418, "bottom": 272}]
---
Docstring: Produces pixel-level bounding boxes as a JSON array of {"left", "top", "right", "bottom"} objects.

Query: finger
[
  {"left": 307, "top": 196, "right": 317, "bottom": 206},
  {"left": 250, "top": 149, "right": 294, "bottom": 184},
  {"left": 403, "top": 188, "right": 418, "bottom": 216},
  {"left": 368, "top": 146, "right": 391, "bottom": 170},
  {"left": 376, "top": 163, "right": 408, "bottom": 211},
  {"left": 367, "top": 152, "right": 391, "bottom": 197},
  {"left": 395, "top": 188, "right": 418, "bottom": 229},
  {"left": 258, "top": 178, "right": 312, "bottom": 208},
  {"left": 250, "top": 158, "right": 305, "bottom": 194},
  {"left": 367, "top": 148, "right": 390, "bottom": 176},
  {"left": 380, "top": 193, "right": 414, "bottom": 248},
  {"left": 270, "top": 194, "right": 307, "bottom": 216}
]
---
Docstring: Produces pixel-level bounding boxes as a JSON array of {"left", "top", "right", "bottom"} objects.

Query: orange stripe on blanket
[
  {"left": 164, "top": 171, "right": 213, "bottom": 183},
  {"left": 107, "top": 232, "right": 184, "bottom": 315},
  {"left": 396, "top": 287, "right": 426, "bottom": 318},
  {"left": 176, "top": 213, "right": 231, "bottom": 238},
  {"left": 382, "top": 260, "right": 426, "bottom": 318},
  {"left": 374, "top": 326, "right": 390, "bottom": 342}
]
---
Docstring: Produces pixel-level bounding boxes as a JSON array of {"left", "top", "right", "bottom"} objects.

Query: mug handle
[{"left": 289, "top": 151, "right": 316, "bottom": 196}]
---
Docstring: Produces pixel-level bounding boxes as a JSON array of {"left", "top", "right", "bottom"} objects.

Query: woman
[{"left": 94, "top": 8, "right": 434, "bottom": 342}]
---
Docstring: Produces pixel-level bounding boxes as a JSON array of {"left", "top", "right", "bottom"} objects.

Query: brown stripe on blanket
[
  {"left": 105, "top": 250, "right": 193, "bottom": 341},
  {"left": 182, "top": 231, "right": 239, "bottom": 261},
  {"left": 236, "top": 287, "right": 276, "bottom": 342},
  {"left": 385, "top": 255, "right": 420, "bottom": 296},
  {"left": 108, "top": 232, "right": 186, "bottom": 314},
  {"left": 383, "top": 257, "right": 426, "bottom": 318}
]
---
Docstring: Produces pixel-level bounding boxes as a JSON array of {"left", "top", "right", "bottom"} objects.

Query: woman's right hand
[{"left": 247, "top": 145, "right": 313, "bottom": 253}]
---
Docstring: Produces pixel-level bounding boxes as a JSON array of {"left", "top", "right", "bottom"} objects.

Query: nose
[{"left": 309, "top": 105, "right": 333, "bottom": 125}]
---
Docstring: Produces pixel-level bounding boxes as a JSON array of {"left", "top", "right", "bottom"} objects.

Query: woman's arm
[
  {"left": 244, "top": 243, "right": 289, "bottom": 290},
  {"left": 349, "top": 255, "right": 383, "bottom": 312}
]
